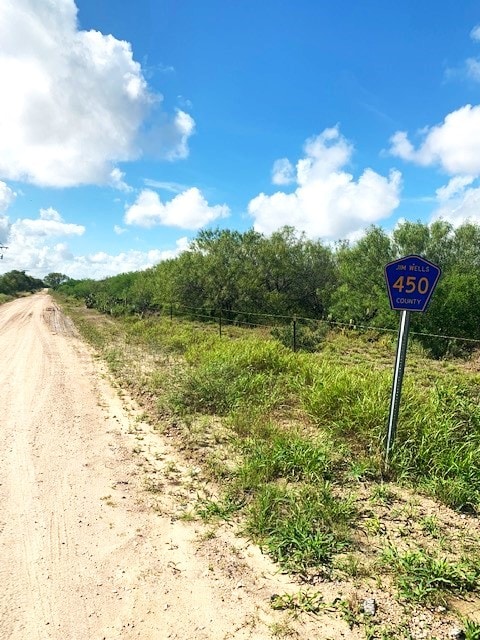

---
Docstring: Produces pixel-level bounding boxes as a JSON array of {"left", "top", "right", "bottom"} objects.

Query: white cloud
[
  {"left": 1, "top": 244, "right": 182, "bottom": 280},
  {"left": 466, "top": 57, "right": 480, "bottom": 81},
  {"left": 166, "top": 110, "right": 195, "bottom": 161},
  {"left": 299, "top": 127, "right": 353, "bottom": 180},
  {"left": 471, "top": 25, "right": 480, "bottom": 41},
  {"left": 0, "top": 215, "right": 9, "bottom": 244},
  {"left": 248, "top": 127, "right": 401, "bottom": 239},
  {"left": 0, "top": 181, "right": 16, "bottom": 212},
  {"left": 60, "top": 238, "right": 189, "bottom": 278},
  {"left": 389, "top": 105, "right": 480, "bottom": 175},
  {"left": 0, "top": 0, "right": 194, "bottom": 188},
  {"left": 431, "top": 177, "right": 480, "bottom": 226},
  {"left": 109, "top": 168, "right": 133, "bottom": 193},
  {"left": 272, "top": 158, "right": 295, "bottom": 185},
  {"left": 444, "top": 27, "right": 480, "bottom": 83},
  {"left": 388, "top": 131, "right": 416, "bottom": 162},
  {"left": 124, "top": 188, "right": 229, "bottom": 230},
  {"left": 10, "top": 207, "right": 85, "bottom": 238},
  {"left": 435, "top": 175, "right": 475, "bottom": 202},
  {"left": 0, "top": 207, "right": 84, "bottom": 268},
  {"left": 158, "top": 64, "right": 175, "bottom": 74},
  {"left": 113, "top": 224, "right": 127, "bottom": 235},
  {"left": 0, "top": 207, "right": 84, "bottom": 275},
  {"left": 141, "top": 109, "right": 195, "bottom": 161},
  {"left": 143, "top": 179, "right": 189, "bottom": 194},
  {"left": 444, "top": 26, "right": 480, "bottom": 83},
  {"left": 0, "top": 206, "right": 189, "bottom": 278}
]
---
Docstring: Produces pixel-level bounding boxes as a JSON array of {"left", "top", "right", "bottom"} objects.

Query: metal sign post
[
  {"left": 385, "top": 309, "right": 410, "bottom": 469},
  {"left": 383, "top": 255, "right": 441, "bottom": 470}
]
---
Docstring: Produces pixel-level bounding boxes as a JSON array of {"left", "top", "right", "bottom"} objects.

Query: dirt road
[{"left": 1, "top": 293, "right": 342, "bottom": 640}]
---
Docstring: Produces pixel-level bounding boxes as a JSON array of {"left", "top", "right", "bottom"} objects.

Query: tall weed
[
  {"left": 297, "top": 360, "right": 390, "bottom": 454},
  {"left": 391, "top": 379, "right": 480, "bottom": 510},
  {"left": 297, "top": 359, "right": 480, "bottom": 511}
]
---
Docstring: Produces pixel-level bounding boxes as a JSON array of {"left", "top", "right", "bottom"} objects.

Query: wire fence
[{"left": 155, "top": 301, "right": 480, "bottom": 354}]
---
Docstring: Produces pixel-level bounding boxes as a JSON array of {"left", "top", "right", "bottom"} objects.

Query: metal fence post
[{"left": 292, "top": 316, "right": 297, "bottom": 352}]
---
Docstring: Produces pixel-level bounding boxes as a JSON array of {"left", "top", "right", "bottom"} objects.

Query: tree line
[
  {"left": 56, "top": 220, "right": 480, "bottom": 357},
  {"left": 0, "top": 270, "right": 45, "bottom": 297}
]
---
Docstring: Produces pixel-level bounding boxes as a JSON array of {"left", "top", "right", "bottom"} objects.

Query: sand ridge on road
[{"left": 0, "top": 293, "right": 342, "bottom": 640}]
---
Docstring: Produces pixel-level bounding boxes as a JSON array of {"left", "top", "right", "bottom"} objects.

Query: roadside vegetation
[
  {"left": 0, "top": 269, "right": 44, "bottom": 302},
  {"left": 59, "top": 219, "right": 480, "bottom": 357},
  {"left": 57, "top": 293, "right": 480, "bottom": 639}
]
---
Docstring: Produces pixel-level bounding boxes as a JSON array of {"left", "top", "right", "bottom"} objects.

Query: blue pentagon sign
[{"left": 385, "top": 255, "right": 441, "bottom": 312}]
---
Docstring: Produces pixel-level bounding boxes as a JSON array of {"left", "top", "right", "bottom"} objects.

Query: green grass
[
  {"left": 270, "top": 590, "right": 325, "bottom": 614},
  {"left": 236, "top": 432, "right": 339, "bottom": 488},
  {"left": 123, "top": 315, "right": 217, "bottom": 355},
  {"left": 419, "top": 514, "right": 441, "bottom": 538},
  {"left": 60, "top": 294, "right": 480, "bottom": 514},
  {"left": 0, "top": 293, "right": 13, "bottom": 305},
  {"left": 463, "top": 618, "right": 480, "bottom": 640},
  {"left": 391, "top": 379, "right": 480, "bottom": 511},
  {"left": 169, "top": 336, "right": 480, "bottom": 583},
  {"left": 295, "top": 358, "right": 480, "bottom": 511},
  {"left": 170, "top": 338, "right": 295, "bottom": 416},
  {"left": 297, "top": 360, "right": 391, "bottom": 440},
  {"left": 245, "top": 482, "right": 356, "bottom": 571},
  {"left": 196, "top": 495, "right": 242, "bottom": 521},
  {"left": 60, "top": 297, "right": 480, "bottom": 514},
  {"left": 381, "top": 545, "right": 480, "bottom": 604}
]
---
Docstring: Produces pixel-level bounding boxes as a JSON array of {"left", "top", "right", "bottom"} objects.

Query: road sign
[
  {"left": 383, "top": 254, "right": 441, "bottom": 469},
  {"left": 384, "top": 255, "right": 441, "bottom": 313}
]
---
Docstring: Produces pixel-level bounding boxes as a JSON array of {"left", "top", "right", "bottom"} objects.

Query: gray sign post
[{"left": 385, "top": 309, "right": 410, "bottom": 469}]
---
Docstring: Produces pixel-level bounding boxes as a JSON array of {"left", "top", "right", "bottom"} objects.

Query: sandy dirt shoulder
[{"left": 1, "top": 293, "right": 354, "bottom": 640}]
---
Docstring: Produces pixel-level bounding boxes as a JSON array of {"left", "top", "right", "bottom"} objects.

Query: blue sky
[{"left": 1, "top": 0, "right": 480, "bottom": 278}]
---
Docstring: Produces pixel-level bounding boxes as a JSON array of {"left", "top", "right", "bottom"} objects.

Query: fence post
[
  {"left": 219, "top": 309, "right": 222, "bottom": 337},
  {"left": 170, "top": 303, "right": 173, "bottom": 321},
  {"left": 292, "top": 315, "right": 297, "bottom": 352}
]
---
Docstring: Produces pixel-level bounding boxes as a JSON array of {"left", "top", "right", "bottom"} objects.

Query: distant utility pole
[{"left": 0, "top": 245, "right": 7, "bottom": 260}]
